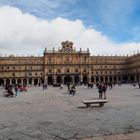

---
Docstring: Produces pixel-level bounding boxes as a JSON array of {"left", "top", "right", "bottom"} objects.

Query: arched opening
[
  {"left": 56, "top": 76, "right": 62, "bottom": 83},
  {"left": 91, "top": 77, "right": 94, "bottom": 83},
  {"left": 40, "top": 78, "right": 44, "bottom": 84},
  {"left": 29, "top": 78, "right": 32, "bottom": 85},
  {"left": 105, "top": 77, "right": 108, "bottom": 82},
  {"left": 100, "top": 77, "right": 103, "bottom": 82},
  {"left": 12, "top": 79, "right": 16, "bottom": 85},
  {"left": 96, "top": 77, "right": 99, "bottom": 83},
  {"left": 34, "top": 78, "right": 38, "bottom": 85},
  {"left": 130, "top": 76, "right": 134, "bottom": 83},
  {"left": 122, "top": 76, "right": 128, "bottom": 83},
  {"left": 74, "top": 75, "right": 80, "bottom": 84},
  {"left": 6, "top": 79, "right": 10, "bottom": 85},
  {"left": 0, "top": 79, "right": 4, "bottom": 86},
  {"left": 17, "top": 79, "right": 21, "bottom": 84},
  {"left": 64, "top": 75, "right": 72, "bottom": 84},
  {"left": 23, "top": 79, "right": 27, "bottom": 85},
  {"left": 114, "top": 76, "right": 117, "bottom": 82},
  {"left": 83, "top": 75, "right": 88, "bottom": 84},
  {"left": 118, "top": 76, "right": 121, "bottom": 82},
  {"left": 48, "top": 76, "right": 53, "bottom": 85},
  {"left": 109, "top": 76, "right": 112, "bottom": 82}
]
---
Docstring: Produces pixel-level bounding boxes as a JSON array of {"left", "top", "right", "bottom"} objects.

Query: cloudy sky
[{"left": 0, "top": 0, "right": 140, "bottom": 56}]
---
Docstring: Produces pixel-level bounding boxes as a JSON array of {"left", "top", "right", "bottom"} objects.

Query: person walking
[
  {"left": 98, "top": 83, "right": 103, "bottom": 99},
  {"left": 71, "top": 84, "right": 76, "bottom": 96},
  {"left": 102, "top": 83, "right": 107, "bottom": 99},
  {"left": 14, "top": 85, "right": 18, "bottom": 97}
]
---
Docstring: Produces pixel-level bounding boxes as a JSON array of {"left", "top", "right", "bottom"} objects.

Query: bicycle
[{"left": 3, "top": 90, "right": 14, "bottom": 97}]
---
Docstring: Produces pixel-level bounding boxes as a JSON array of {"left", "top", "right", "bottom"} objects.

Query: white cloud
[{"left": 0, "top": 6, "right": 140, "bottom": 56}]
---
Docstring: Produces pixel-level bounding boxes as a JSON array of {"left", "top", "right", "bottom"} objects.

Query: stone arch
[
  {"left": 109, "top": 76, "right": 112, "bottom": 82},
  {"left": 83, "top": 75, "right": 88, "bottom": 84},
  {"left": 56, "top": 76, "right": 62, "bottom": 83},
  {"left": 0, "top": 79, "right": 4, "bottom": 86},
  {"left": 12, "top": 79, "right": 16, "bottom": 85},
  {"left": 17, "top": 79, "right": 21, "bottom": 84},
  {"left": 122, "top": 76, "right": 128, "bottom": 83},
  {"left": 100, "top": 77, "right": 103, "bottom": 82},
  {"left": 118, "top": 76, "right": 121, "bottom": 82},
  {"left": 48, "top": 76, "right": 53, "bottom": 85},
  {"left": 114, "top": 76, "right": 117, "bottom": 82},
  {"left": 34, "top": 78, "right": 38, "bottom": 85},
  {"left": 29, "top": 78, "right": 32, "bottom": 85},
  {"left": 74, "top": 75, "right": 80, "bottom": 84},
  {"left": 23, "top": 79, "right": 27, "bottom": 85},
  {"left": 6, "top": 79, "right": 10, "bottom": 85},
  {"left": 96, "top": 77, "right": 99, "bottom": 82},
  {"left": 130, "top": 75, "right": 134, "bottom": 83},
  {"left": 40, "top": 78, "right": 44, "bottom": 84},
  {"left": 105, "top": 76, "right": 108, "bottom": 82},
  {"left": 91, "top": 77, "right": 94, "bottom": 83},
  {"left": 64, "top": 75, "right": 72, "bottom": 84}
]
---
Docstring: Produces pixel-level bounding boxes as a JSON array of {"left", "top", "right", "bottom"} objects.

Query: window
[
  {"left": 13, "top": 67, "right": 15, "bottom": 70},
  {"left": 48, "top": 56, "right": 51, "bottom": 64},
  {"left": 67, "top": 69, "right": 69, "bottom": 73},
  {"left": 13, "top": 73, "right": 15, "bottom": 76},
  {"left": 49, "top": 69, "right": 52, "bottom": 73},
  {"left": 57, "top": 69, "right": 61, "bottom": 73},
  {"left": 29, "top": 73, "right": 32, "bottom": 76},
  {"left": 75, "top": 69, "right": 78, "bottom": 73},
  {"left": 35, "top": 73, "right": 37, "bottom": 76},
  {"left": 118, "top": 72, "right": 120, "bottom": 75}
]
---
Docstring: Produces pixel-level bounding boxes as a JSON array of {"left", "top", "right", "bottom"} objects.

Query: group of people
[
  {"left": 97, "top": 83, "right": 108, "bottom": 99},
  {"left": 4, "top": 84, "right": 27, "bottom": 97},
  {"left": 43, "top": 84, "right": 48, "bottom": 90},
  {"left": 67, "top": 83, "right": 76, "bottom": 96},
  {"left": 132, "top": 81, "right": 140, "bottom": 88}
]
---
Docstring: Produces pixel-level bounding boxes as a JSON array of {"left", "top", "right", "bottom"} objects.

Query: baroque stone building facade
[{"left": 0, "top": 41, "right": 140, "bottom": 86}]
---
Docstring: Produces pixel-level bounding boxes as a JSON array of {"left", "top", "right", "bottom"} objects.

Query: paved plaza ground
[{"left": 0, "top": 84, "right": 140, "bottom": 140}]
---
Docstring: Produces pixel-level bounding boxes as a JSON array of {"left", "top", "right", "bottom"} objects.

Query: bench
[{"left": 81, "top": 99, "right": 109, "bottom": 107}]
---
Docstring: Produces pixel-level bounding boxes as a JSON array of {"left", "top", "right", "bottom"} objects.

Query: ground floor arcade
[
  {"left": 46, "top": 74, "right": 140, "bottom": 85},
  {"left": 0, "top": 74, "right": 139, "bottom": 86},
  {"left": 0, "top": 78, "right": 44, "bottom": 86}
]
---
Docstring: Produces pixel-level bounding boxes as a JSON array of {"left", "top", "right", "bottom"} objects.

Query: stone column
[
  {"left": 21, "top": 79, "right": 23, "bottom": 85},
  {"left": 88, "top": 76, "right": 91, "bottom": 83},
  {"left": 53, "top": 75, "right": 56, "bottom": 84},
  {"left": 3, "top": 79, "right": 6, "bottom": 86},
  {"left": 80, "top": 74, "right": 83, "bottom": 83},
  {"left": 10, "top": 79, "right": 12, "bottom": 85},
  {"left": 103, "top": 77, "right": 105, "bottom": 83}
]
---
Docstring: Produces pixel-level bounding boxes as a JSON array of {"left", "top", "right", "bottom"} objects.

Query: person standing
[
  {"left": 71, "top": 84, "right": 76, "bottom": 96},
  {"left": 14, "top": 85, "right": 18, "bottom": 97},
  {"left": 98, "top": 83, "right": 103, "bottom": 99},
  {"left": 102, "top": 83, "right": 107, "bottom": 99}
]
